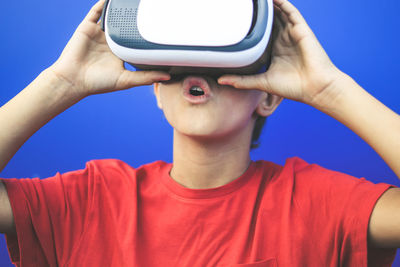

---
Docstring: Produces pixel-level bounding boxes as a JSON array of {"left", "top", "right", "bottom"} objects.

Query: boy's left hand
[{"left": 218, "top": 0, "right": 343, "bottom": 108}]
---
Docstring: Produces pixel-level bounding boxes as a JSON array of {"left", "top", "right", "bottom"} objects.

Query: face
[{"left": 154, "top": 75, "right": 268, "bottom": 142}]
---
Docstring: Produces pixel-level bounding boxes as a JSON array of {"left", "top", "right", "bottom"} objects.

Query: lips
[{"left": 182, "top": 76, "right": 212, "bottom": 104}]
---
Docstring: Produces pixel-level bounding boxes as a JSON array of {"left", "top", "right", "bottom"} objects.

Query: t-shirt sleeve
[
  {"left": 0, "top": 162, "right": 94, "bottom": 266},
  {"left": 288, "top": 157, "right": 397, "bottom": 267}
]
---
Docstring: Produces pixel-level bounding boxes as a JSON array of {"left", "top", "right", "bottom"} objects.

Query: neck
[{"left": 171, "top": 128, "right": 253, "bottom": 189}]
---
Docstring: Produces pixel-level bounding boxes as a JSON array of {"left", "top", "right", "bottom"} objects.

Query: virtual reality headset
[{"left": 100, "top": 0, "right": 274, "bottom": 78}]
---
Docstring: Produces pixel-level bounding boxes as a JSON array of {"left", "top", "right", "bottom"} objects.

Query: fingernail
[
  {"left": 218, "top": 78, "right": 230, "bottom": 85},
  {"left": 157, "top": 75, "right": 171, "bottom": 81}
]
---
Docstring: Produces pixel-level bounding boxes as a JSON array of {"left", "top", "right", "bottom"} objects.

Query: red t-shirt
[{"left": 1, "top": 157, "right": 397, "bottom": 266}]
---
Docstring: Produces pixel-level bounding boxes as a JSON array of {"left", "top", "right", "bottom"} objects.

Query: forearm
[
  {"left": 0, "top": 68, "right": 83, "bottom": 173},
  {"left": 316, "top": 72, "right": 400, "bottom": 179}
]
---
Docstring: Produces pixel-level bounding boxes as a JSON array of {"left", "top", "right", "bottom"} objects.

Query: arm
[
  {"left": 317, "top": 72, "right": 400, "bottom": 248},
  {"left": 0, "top": 70, "right": 81, "bottom": 234},
  {"left": 218, "top": 0, "right": 400, "bottom": 248},
  {"left": 316, "top": 73, "right": 400, "bottom": 179},
  {"left": 0, "top": 70, "right": 81, "bottom": 173},
  {"left": 0, "top": 0, "right": 170, "bottom": 234}
]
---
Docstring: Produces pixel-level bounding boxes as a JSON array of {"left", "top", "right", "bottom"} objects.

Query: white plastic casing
[
  {"left": 137, "top": 0, "right": 253, "bottom": 47},
  {"left": 105, "top": 0, "right": 273, "bottom": 68}
]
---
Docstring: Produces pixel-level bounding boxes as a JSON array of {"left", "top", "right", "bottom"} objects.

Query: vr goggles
[{"left": 100, "top": 0, "right": 274, "bottom": 79}]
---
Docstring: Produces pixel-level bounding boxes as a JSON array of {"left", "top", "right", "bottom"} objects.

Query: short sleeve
[
  {"left": 287, "top": 157, "right": 397, "bottom": 267},
  {"left": 1, "top": 162, "right": 93, "bottom": 266}
]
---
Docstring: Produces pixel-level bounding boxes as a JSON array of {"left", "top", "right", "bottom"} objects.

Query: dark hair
[{"left": 250, "top": 115, "right": 267, "bottom": 149}]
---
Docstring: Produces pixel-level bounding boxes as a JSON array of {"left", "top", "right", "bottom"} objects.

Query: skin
[
  {"left": 0, "top": 0, "right": 399, "bottom": 252},
  {"left": 153, "top": 77, "right": 281, "bottom": 189}
]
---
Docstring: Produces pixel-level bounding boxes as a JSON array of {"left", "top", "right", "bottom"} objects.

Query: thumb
[
  {"left": 218, "top": 73, "right": 272, "bottom": 93},
  {"left": 115, "top": 70, "right": 171, "bottom": 90}
]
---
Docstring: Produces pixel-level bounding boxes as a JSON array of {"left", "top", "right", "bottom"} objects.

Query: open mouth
[
  {"left": 182, "top": 76, "right": 212, "bottom": 104},
  {"left": 189, "top": 86, "right": 205, "bottom": 96}
]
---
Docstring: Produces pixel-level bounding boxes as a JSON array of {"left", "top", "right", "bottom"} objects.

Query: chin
[
  {"left": 174, "top": 118, "right": 252, "bottom": 144},
  {"left": 162, "top": 102, "right": 256, "bottom": 143},
  {"left": 176, "top": 122, "right": 223, "bottom": 138}
]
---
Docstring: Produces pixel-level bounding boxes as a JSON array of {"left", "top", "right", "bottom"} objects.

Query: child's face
[{"left": 154, "top": 75, "right": 269, "bottom": 141}]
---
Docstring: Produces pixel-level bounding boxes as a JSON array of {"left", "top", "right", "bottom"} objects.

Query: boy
[{"left": 0, "top": 0, "right": 399, "bottom": 266}]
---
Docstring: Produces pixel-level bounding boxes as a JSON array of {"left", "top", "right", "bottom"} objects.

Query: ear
[
  {"left": 255, "top": 92, "right": 283, "bottom": 117},
  {"left": 153, "top": 83, "right": 163, "bottom": 109}
]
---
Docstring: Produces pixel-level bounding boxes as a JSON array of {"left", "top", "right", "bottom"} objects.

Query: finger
[
  {"left": 84, "top": 0, "right": 106, "bottom": 24},
  {"left": 273, "top": 0, "right": 306, "bottom": 25},
  {"left": 273, "top": 6, "right": 285, "bottom": 30},
  {"left": 116, "top": 71, "right": 171, "bottom": 89},
  {"left": 218, "top": 74, "right": 271, "bottom": 92},
  {"left": 273, "top": 4, "right": 289, "bottom": 26}
]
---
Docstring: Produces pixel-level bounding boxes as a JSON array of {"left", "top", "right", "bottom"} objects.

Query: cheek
[
  {"left": 219, "top": 89, "right": 261, "bottom": 117},
  {"left": 203, "top": 89, "right": 262, "bottom": 133},
  {"left": 159, "top": 87, "right": 174, "bottom": 109},
  {"left": 158, "top": 85, "right": 187, "bottom": 128},
  {"left": 157, "top": 83, "right": 262, "bottom": 137}
]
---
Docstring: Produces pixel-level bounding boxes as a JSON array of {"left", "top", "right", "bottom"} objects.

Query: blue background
[{"left": 1, "top": 0, "right": 399, "bottom": 265}]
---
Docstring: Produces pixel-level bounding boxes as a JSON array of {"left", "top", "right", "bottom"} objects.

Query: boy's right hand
[{"left": 49, "top": 0, "right": 170, "bottom": 99}]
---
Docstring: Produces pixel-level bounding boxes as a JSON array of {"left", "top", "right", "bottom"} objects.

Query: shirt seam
[
  {"left": 160, "top": 163, "right": 261, "bottom": 202},
  {"left": 62, "top": 163, "right": 97, "bottom": 266},
  {"left": 356, "top": 184, "right": 395, "bottom": 267}
]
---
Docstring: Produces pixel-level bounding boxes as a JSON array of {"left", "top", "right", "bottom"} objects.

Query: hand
[
  {"left": 218, "top": 0, "right": 344, "bottom": 107},
  {"left": 49, "top": 0, "right": 170, "bottom": 99}
]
